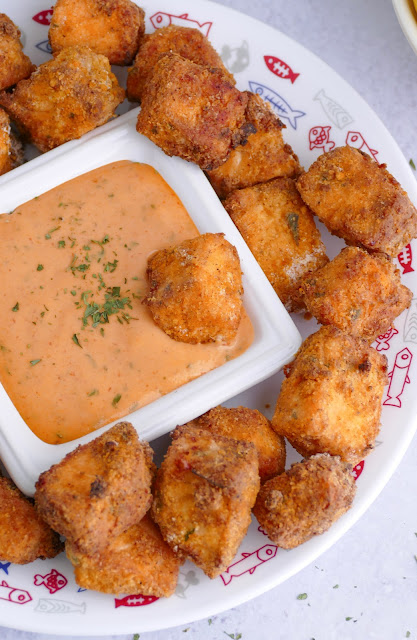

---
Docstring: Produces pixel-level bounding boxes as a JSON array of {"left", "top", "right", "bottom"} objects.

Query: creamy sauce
[{"left": 0, "top": 161, "right": 253, "bottom": 444}]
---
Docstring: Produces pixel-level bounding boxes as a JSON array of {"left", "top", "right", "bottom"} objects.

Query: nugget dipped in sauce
[
  {"left": 0, "top": 477, "right": 63, "bottom": 564},
  {"left": 0, "top": 107, "right": 23, "bottom": 175},
  {"left": 253, "top": 454, "right": 356, "bottom": 549},
  {"left": 35, "top": 422, "right": 155, "bottom": 555},
  {"left": 136, "top": 52, "right": 252, "bottom": 171},
  {"left": 207, "top": 93, "right": 302, "bottom": 199},
  {"left": 188, "top": 406, "right": 285, "bottom": 483},
  {"left": 0, "top": 14, "right": 34, "bottom": 91},
  {"left": 224, "top": 177, "right": 328, "bottom": 312},
  {"left": 49, "top": 0, "right": 145, "bottom": 65},
  {"left": 0, "top": 45, "right": 125, "bottom": 153},
  {"left": 145, "top": 233, "right": 243, "bottom": 344},
  {"left": 296, "top": 146, "right": 417, "bottom": 257},
  {"left": 272, "top": 326, "right": 388, "bottom": 465},
  {"left": 300, "top": 246, "right": 412, "bottom": 341},
  {"left": 151, "top": 425, "right": 260, "bottom": 579},
  {"left": 127, "top": 25, "right": 234, "bottom": 103},
  {"left": 66, "top": 515, "right": 182, "bottom": 596}
]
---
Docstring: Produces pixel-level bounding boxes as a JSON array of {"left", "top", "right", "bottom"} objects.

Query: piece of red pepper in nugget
[{"left": 0, "top": 14, "right": 34, "bottom": 91}]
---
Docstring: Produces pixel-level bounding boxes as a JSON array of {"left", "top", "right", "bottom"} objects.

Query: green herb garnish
[
  {"left": 87, "top": 389, "right": 98, "bottom": 397},
  {"left": 287, "top": 212, "right": 300, "bottom": 244},
  {"left": 30, "top": 359, "right": 41, "bottom": 366},
  {"left": 37, "top": 264, "right": 44, "bottom": 271},
  {"left": 12, "top": 302, "right": 19, "bottom": 312},
  {"left": 297, "top": 593, "right": 308, "bottom": 600},
  {"left": 58, "top": 240, "right": 66, "bottom": 249},
  {"left": 104, "top": 259, "right": 118, "bottom": 273},
  {"left": 45, "top": 226, "right": 61, "bottom": 239},
  {"left": 410, "top": 158, "right": 416, "bottom": 171},
  {"left": 112, "top": 393, "right": 121, "bottom": 407},
  {"left": 72, "top": 333, "right": 82, "bottom": 348}
]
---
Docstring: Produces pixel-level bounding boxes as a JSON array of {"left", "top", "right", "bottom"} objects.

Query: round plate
[{"left": 2, "top": 0, "right": 417, "bottom": 635}]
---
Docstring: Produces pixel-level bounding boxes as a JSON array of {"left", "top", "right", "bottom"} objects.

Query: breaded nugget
[
  {"left": 300, "top": 247, "right": 412, "bottom": 341},
  {"left": 49, "top": 0, "right": 145, "bottom": 65},
  {"left": 151, "top": 426, "right": 260, "bottom": 579},
  {"left": 0, "top": 107, "right": 23, "bottom": 175},
  {"left": 0, "top": 14, "right": 34, "bottom": 91},
  {"left": 144, "top": 233, "right": 243, "bottom": 344},
  {"left": 224, "top": 178, "right": 328, "bottom": 311},
  {"left": 296, "top": 146, "right": 417, "bottom": 257},
  {"left": 272, "top": 326, "right": 388, "bottom": 465},
  {"left": 0, "top": 45, "right": 125, "bottom": 153},
  {"left": 189, "top": 406, "right": 285, "bottom": 483},
  {"left": 66, "top": 515, "right": 181, "bottom": 596},
  {"left": 35, "top": 422, "right": 155, "bottom": 555},
  {"left": 253, "top": 454, "right": 356, "bottom": 549},
  {"left": 127, "top": 25, "right": 234, "bottom": 103},
  {"left": 207, "top": 93, "right": 302, "bottom": 198},
  {"left": 136, "top": 52, "right": 251, "bottom": 171},
  {"left": 0, "top": 477, "right": 63, "bottom": 564}
]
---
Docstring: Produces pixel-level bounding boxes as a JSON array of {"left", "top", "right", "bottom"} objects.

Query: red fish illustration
[
  {"left": 0, "top": 580, "right": 32, "bottom": 605},
  {"left": 257, "top": 525, "right": 268, "bottom": 536},
  {"left": 150, "top": 12, "right": 212, "bottom": 36},
  {"left": 352, "top": 460, "right": 365, "bottom": 481},
  {"left": 309, "top": 126, "right": 335, "bottom": 153},
  {"left": 374, "top": 326, "right": 398, "bottom": 352},
  {"left": 383, "top": 347, "right": 413, "bottom": 408},
  {"left": 264, "top": 56, "right": 299, "bottom": 83},
  {"left": 220, "top": 544, "right": 278, "bottom": 586},
  {"left": 34, "top": 569, "right": 67, "bottom": 594},
  {"left": 346, "top": 131, "right": 378, "bottom": 161},
  {"left": 398, "top": 244, "right": 414, "bottom": 275},
  {"left": 114, "top": 594, "right": 158, "bottom": 608},
  {"left": 32, "top": 8, "right": 53, "bottom": 25}
]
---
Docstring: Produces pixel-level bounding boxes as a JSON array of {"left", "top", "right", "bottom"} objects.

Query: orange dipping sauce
[{"left": 0, "top": 161, "right": 253, "bottom": 444}]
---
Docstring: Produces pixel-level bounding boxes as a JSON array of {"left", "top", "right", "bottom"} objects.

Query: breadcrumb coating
[{"left": 0, "top": 14, "right": 34, "bottom": 91}]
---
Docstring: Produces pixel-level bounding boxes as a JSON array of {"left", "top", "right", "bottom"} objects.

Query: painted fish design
[
  {"left": 221, "top": 41, "right": 249, "bottom": 74},
  {"left": 314, "top": 89, "right": 353, "bottom": 129},
  {"left": 398, "top": 244, "right": 414, "bottom": 275},
  {"left": 309, "top": 126, "right": 335, "bottom": 153},
  {"left": 352, "top": 460, "right": 365, "bottom": 480},
  {"left": 114, "top": 594, "right": 159, "bottom": 608},
  {"left": 34, "top": 569, "right": 67, "bottom": 594},
  {"left": 35, "top": 598, "right": 86, "bottom": 614},
  {"left": 345, "top": 131, "right": 378, "bottom": 161},
  {"left": 32, "top": 9, "right": 53, "bottom": 26},
  {"left": 248, "top": 82, "right": 305, "bottom": 130},
  {"left": 220, "top": 544, "right": 278, "bottom": 586},
  {"left": 374, "top": 326, "right": 398, "bottom": 352},
  {"left": 404, "top": 298, "right": 417, "bottom": 344},
  {"left": 0, "top": 580, "right": 32, "bottom": 605},
  {"left": 264, "top": 55, "right": 299, "bottom": 83},
  {"left": 35, "top": 40, "right": 52, "bottom": 54},
  {"left": 383, "top": 347, "right": 413, "bottom": 408},
  {"left": 150, "top": 12, "right": 212, "bottom": 36},
  {"left": 0, "top": 562, "right": 11, "bottom": 575}
]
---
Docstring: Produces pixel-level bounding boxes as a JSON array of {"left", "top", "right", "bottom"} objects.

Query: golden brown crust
[
  {"left": 300, "top": 246, "right": 412, "bottom": 341},
  {"left": 0, "top": 477, "right": 63, "bottom": 564},
  {"left": 144, "top": 233, "right": 244, "bottom": 344},
  {"left": 253, "top": 453, "right": 356, "bottom": 549},
  {"left": 127, "top": 25, "right": 234, "bottom": 103},
  {"left": 49, "top": 0, "right": 145, "bottom": 65},
  {"left": 272, "top": 326, "right": 388, "bottom": 465},
  {"left": 224, "top": 177, "right": 328, "bottom": 311},
  {"left": 296, "top": 146, "right": 417, "bottom": 257},
  {"left": 35, "top": 422, "right": 155, "bottom": 555},
  {"left": 0, "top": 45, "right": 125, "bottom": 153},
  {"left": 0, "top": 14, "right": 34, "bottom": 91}
]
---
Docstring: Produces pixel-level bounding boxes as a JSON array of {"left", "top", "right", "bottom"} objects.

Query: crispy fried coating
[
  {"left": 224, "top": 178, "right": 328, "bottom": 311},
  {"left": 144, "top": 233, "right": 244, "bottom": 344},
  {"left": 300, "top": 247, "right": 412, "bottom": 341},
  {"left": 66, "top": 514, "right": 181, "bottom": 596},
  {"left": 253, "top": 453, "right": 356, "bottom": 549},
  {"left": 35, "top": 422, "right": 155, "bottom": 555},
  {"left": 127, "top": 25, "right": 234, "bottom": 103},
  {"left": 272, "top": 326, "right": 388, "bottom": 465},
  {"left": 0, "top": 107, "right": 23, "bottom": 175},
  {"left": 151, "top": 426, "right": 260, "bottom": 579},
  {"left": 207, "top": 93, "right": 302, "bottom": 198},
  {"left": 189, "top": 406, "right": 285, "bottom": 483},
  {"left": 0, "top": 477, "right": 63, "bottom": 564},
  {"left": 49, "top": 0, "right": 145, "bottom": 65},
  {"left": 0, "top": 45, "right": 125, "bottom": 153},
  {"left": 136, "top": 52, "right": 251, "bottom": 171},
  {"left": 0, "top": 14, "right": 34, "bottom": 91},
  {"left": 296, "top": 146, "right": 417, "bottom": 257}
]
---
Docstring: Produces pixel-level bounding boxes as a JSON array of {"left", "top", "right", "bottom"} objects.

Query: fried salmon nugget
[
  {"left": 35, "top": 422, "right": 155, "bottom": 555},
  {"left": 224, "top": 178, "right": 328, "bottom": 311},
  {"left": 0, "top": 107, "right": 23, "bottom": 175},
  {"left": 0, "top": 14, "right": 34, "bottom": 91},
  {"left": 66, "top": 515, "right": 181, "bottom": 596},
  {"left": 151, "top": 426, "right": 260, "bottom": 579},
  {"left": 136, "top": 52, "right": 251, "bottom": 171},
  {"left": 189, "top": 406, "right": 285, "bottom": 483},
  {"left": 0, "top": 477, "right": 63, "bottom": 564},
  {"left": 296, "top": 146, "right": 417, "bottom": 257},
  {"left": 49, "top": 0, "right": 145, "bottom": 65},
  {"left": 0, "top": 45, "right": 125, "bottom": 153},
  {"left": 300, "top": 247, "right": 412, "bottom": 341},
  {"left": 207, "top": 93, "right": 302, "bottom": 198},
  {"left": 144, "top": 233, "right": 243, "bottom": 344},
  {"left": 272, "top": 326, "right": 388, "bottom": 465},
  {"left": 127, "top": 25, "right": 234, "bottom": 103},
  {"left": 253, "top": 454, "right": 356, "bottom": 549}
]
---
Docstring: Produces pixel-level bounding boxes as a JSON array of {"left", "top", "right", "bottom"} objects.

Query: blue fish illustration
[
  {"left": 35, "top": 40, "right": 52, "bottom": 55},
  {"left": 248, "top": 81, "right": 305, "bottom": 129},
  {"left": 0, "top": 562, "right": 10, "bottom": 575}
]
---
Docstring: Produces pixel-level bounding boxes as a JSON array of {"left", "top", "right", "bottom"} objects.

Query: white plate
[
  {"left": 392, "top": 0, "right": 417, "bottom": 56},
  {"left": 1, "top": 0, "right": 417, "bottom": 635}
]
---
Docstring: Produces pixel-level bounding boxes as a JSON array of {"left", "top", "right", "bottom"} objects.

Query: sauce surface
[{"left": 0, "top": 161, "right": 253, "bottom": 444}]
